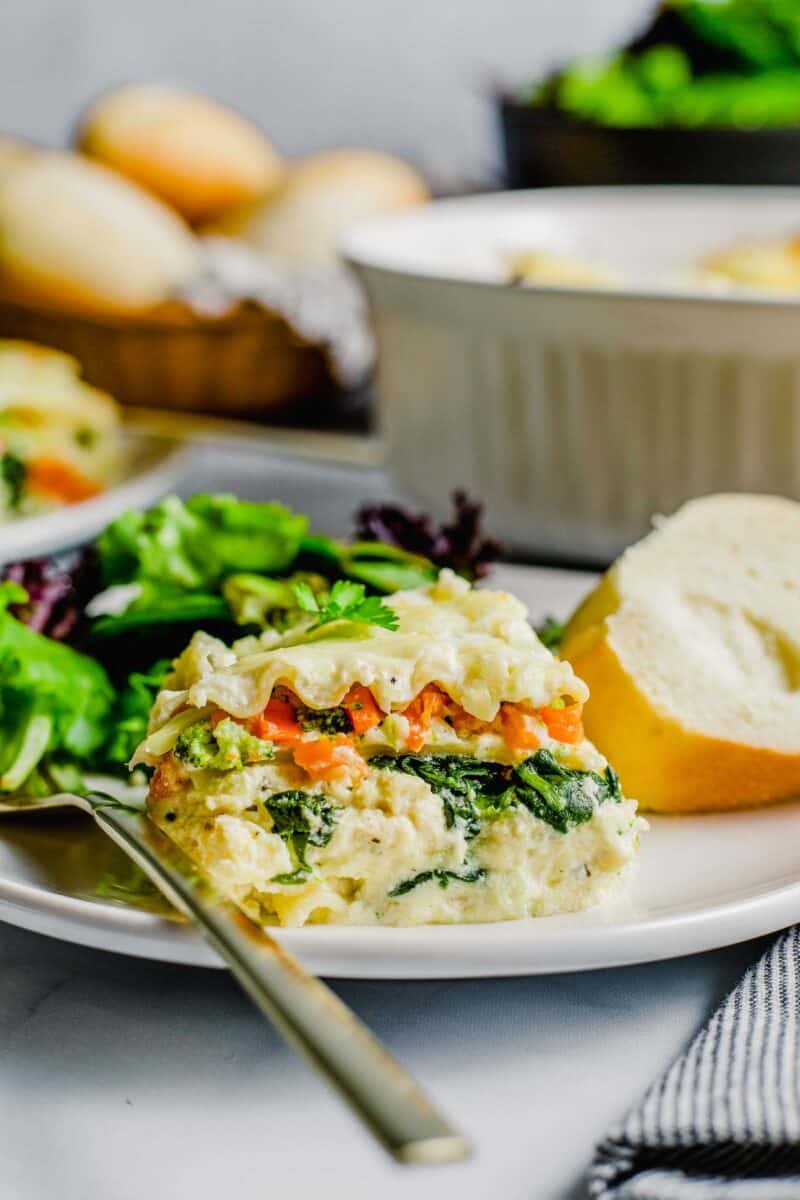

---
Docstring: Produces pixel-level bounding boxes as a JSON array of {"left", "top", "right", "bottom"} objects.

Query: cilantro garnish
[{"left": 292, "top": 579, "right": 399, "bottom": 633}]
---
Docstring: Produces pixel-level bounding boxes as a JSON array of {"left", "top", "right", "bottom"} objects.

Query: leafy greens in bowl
[{"left": 527, "top": 0, "right": 800, "bottom": 131}]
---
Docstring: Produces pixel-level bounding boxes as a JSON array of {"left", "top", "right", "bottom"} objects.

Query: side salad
[{"left": 0, "top": 491, "right": 499, "bottom": 797}]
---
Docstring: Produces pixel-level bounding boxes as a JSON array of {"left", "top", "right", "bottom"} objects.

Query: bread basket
[
  {"left": 0, "top": 292, "right": 334, "bottom": 415},
  {"left": 345, "top": 187, "right": 800, "bottom": 563}
]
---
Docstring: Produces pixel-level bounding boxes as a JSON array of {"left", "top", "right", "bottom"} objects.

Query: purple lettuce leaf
[
  {"left": 1, "top": 550, "right": 100, "bottom": 643},
  {"left": 354, "top": 490, "right": 501, "bottom": 580}
]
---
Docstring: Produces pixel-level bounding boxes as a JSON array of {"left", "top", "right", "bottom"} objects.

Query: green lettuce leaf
[
  {"left": 0, "top": 582, "right": 114, "bottom": 791},
  {"left": 97, "top": 494, "right": 309, "bottom": 591},
  {"left": 221, "top": 571, "right": 328, "bottom": 631},
  {"left": 297, "top": 534, "right": 437, "bottom": 594},
  {"left": 104, "top": 659, "right": 173, "bottom": 768}
]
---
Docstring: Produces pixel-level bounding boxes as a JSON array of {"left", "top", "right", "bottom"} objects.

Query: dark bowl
[{"left": 499, "top": 98, "right": 800, "bottom": 188}]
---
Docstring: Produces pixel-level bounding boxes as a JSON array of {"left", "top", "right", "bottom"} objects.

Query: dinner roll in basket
[
  {"left": 78, "top": 83, "right": 284, "bottom": 223},
  {"left": 213, "top": 147, "right": 430, "bottom": 267},
  {"left": 0, "top": 133, "right": 37, "bottom": 182},
  {"left": 561, "top": 494, "right": 800, "bottom": 813},
  {"left": 0, "top": 152, "right": 201, "bottom": 313}
]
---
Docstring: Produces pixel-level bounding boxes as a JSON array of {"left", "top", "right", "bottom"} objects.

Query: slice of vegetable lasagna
[{"left": 134, "top": 571, "right": 644, "bottom": 926}]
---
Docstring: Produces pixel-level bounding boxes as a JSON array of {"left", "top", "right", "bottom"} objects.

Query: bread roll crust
[
  {"left": 212, "top": 147, "right": 429, "bottom": 267},
  {"left": 564, "top": 623, "right": 800, "bottom": 813},
  {"left": 78, "top": 84, "right": 284, "bottom": 222}
]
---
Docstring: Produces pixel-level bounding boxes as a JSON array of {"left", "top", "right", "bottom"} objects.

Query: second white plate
[
  {"left": 0, "top": 563, "right": 797, "bottom": 977},
  {"left": 0, "top": 430, "right": 189, "bottom": 562}
]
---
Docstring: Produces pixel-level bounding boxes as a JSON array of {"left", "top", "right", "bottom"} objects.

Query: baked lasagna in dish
[
  {"left": 134, "top": 571, "right": 643, "bottom": 927},
  {"left": 700, "top": 235, "right": 800, "bottom": 293}
]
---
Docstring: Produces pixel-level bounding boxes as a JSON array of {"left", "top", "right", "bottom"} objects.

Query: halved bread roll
[
  {"left": 0, "top": 151, "right": 201, "bottom": 313},
  {"left": 561, "top": 494, "right": 800, "bottom": 813},
  {"left": 78, "top": 83, "right": 284, "bottom": 223},
  {"left": 211, "top": 147, "right": 429, "bottom": 268}
]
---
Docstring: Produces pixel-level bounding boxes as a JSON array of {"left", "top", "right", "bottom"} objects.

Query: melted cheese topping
[{"left": 142, "top": 572, "right": 587, "bottom": 756}]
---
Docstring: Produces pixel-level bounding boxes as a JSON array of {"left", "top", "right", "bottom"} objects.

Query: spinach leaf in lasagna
[
  {"left": 389, "top": 866, "right": 487, "bottom": 898},
  {"left": 264, "top": 790, "right": 338, "bottom": 884},
  {"left": 371, "top": 750, "right": 621, "bottom": 837},
  {"left": 512, "top": 750, "right": 621, "bottom": 834},
  {"left": 370, "top": 753, "right": 511, "bottom": 838}
]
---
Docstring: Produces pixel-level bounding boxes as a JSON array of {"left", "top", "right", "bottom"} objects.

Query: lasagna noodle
[{"left": 139, "top": 572, "right": 587, "bottom": 763}]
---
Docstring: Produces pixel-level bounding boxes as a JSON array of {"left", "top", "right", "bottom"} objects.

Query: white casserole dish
[{"left": 345, "top": 187, "right": 800, "bottom": 561}]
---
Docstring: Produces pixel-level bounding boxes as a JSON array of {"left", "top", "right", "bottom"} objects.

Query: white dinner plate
[
  {"left": 0, "top": 430, "right": 190, "bottom": 563},
  {"left": 0, "top": 563, "right": 798, "bottom": 978}
]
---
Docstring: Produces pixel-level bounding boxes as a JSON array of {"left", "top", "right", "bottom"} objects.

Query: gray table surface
[
  {"left": 0, "top": 438, "right": 778, "bottom": 1199},
  {"left": 0, "top": 921, "right": 769, "bottom": 1200}
]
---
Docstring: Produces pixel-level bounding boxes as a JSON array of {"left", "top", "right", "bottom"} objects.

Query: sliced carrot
[
  {"left": 342, "top": 685, "right": 384, "bottom": 736},
  {"left": 448, "top": 705, "right": 488, "bottom": 739},
  {"left": 500, "top": 703, "right": 541, "bottom": 753},
  {"left": 539, "top": 701, "right": 584, "bottom": 745},
  {"left": 246, "top": 698, "right": 304, "bottom": 745},
  {"left": 27, "top": 457, "right": 101, "bottom": 504},
  {"left": 293, "top": 734, "right": 367, "bottom": 782},
  {"left": 402, "top": 684, "right": 449, "bottom": 752}
]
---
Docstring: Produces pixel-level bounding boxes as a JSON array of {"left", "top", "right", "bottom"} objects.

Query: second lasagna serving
[{"left": 134, "top": 571, "right": 643, "bottom": 927}]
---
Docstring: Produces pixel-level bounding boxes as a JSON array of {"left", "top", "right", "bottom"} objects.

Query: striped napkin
[{"left": 590, "top": 927, "right": 800, "bottom": 1198}]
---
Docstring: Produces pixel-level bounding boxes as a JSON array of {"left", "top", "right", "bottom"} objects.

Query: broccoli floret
[
  {"left": 174, "top": 717, "right": 274, "bottom": 771},
  {"left": 297, "top": 706, "right": 351, "bottom": 735}
]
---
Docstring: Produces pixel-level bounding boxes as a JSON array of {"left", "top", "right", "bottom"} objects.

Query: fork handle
[{"left": 92, "top": 803, "right": 470, "bottom": 1165}]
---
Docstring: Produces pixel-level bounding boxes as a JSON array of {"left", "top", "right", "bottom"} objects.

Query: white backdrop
[{"left": 1, "top": 0, "right": 650, "bottom": 183}]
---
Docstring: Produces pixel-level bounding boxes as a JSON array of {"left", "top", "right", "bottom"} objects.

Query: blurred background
[
  {"left": 5, "top": 0, "right": 800, "bottom": 563},
  {"left": 1, "top": 0, "right": 647, "bottom": 186}
]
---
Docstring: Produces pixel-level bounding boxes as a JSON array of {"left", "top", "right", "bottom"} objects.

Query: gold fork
[{"left": 0, "top": 787, "right": 470, "bottom": 1165}]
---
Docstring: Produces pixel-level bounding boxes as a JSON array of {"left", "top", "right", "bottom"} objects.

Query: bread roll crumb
[{"left": 562, "top": 494, "right": 800, "bottom": 813}]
